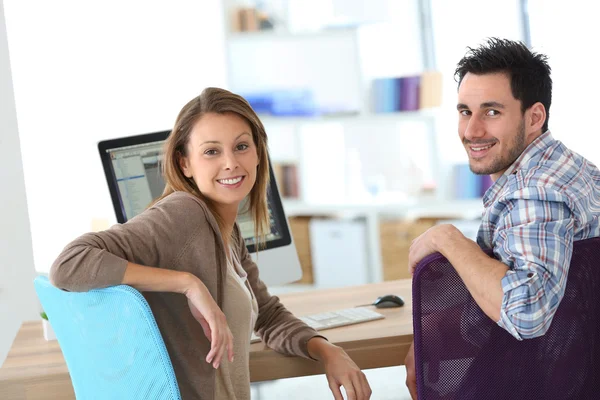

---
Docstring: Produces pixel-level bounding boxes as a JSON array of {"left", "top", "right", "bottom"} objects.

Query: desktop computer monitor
[{"left": 98, "top": 130, "right": 302, "bottom": 285}]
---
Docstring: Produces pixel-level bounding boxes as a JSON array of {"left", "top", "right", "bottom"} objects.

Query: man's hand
[
  {"left": 307, "top": 337, "right": 372, "bottom": 399},
  {"left": 405, "top": 341, "right": 417, "bottom": 399},
  {"left": 408, "top": 224, "right": 459, "bottom": 275}
]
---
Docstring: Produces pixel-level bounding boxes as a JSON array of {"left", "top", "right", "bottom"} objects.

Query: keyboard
[{"left": 250, "top": 307, "right": 385, "bottom": 343}]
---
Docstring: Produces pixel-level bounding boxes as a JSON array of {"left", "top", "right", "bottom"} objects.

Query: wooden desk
[
  {"left": 249, "top": 280, "right": 413, "bottom": 381},
  {"left": 0, "top": 280, "right": 412, "bottom": 399}
]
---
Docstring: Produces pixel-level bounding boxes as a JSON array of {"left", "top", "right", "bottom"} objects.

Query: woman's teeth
[{"left": 219, "top": 177, "right": 242, "bottom": 184}]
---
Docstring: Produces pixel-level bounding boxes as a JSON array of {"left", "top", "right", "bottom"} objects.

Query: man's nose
[{"left": 463, "top": 116, "right": 486, "bottom": 141}]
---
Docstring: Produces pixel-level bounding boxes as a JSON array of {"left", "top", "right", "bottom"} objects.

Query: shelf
[
  {"left": 259, "top": 109, "right": 439, "bottom": 125},
  {"left": 282, "top": 197, "right": 484, "bottom": 220},
  {"left": 227, "top": 27, "right": 358, "bottom": 41}
]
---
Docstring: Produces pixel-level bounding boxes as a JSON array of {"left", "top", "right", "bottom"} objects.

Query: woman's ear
[{"left": 178, "top": 152, "right": 193, "bottom": 178}]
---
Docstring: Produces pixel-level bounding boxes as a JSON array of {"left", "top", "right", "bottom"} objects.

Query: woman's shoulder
[
  {"left": 143, "top": 191, "right": 216, "bottom": 231},
  {"left": 155, "top": 191, "right": 208, "bottom": 209}
]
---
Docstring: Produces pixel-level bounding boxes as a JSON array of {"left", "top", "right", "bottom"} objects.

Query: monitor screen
[{"left": 98, "top": 130, "right": 291, "bottom": 253}]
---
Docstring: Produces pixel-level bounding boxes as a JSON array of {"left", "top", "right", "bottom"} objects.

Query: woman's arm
[
  {"left": 50, "top": 192, "right": 205, "bottom": 292},
  {"left": 121, "top": 262, "right": 193, "bottom": 293},
  {"left": 235, "top": 228, "right": 372, "bottom": 399},
  {"left": 234, "top": 227, "right": 323, "bottom": 359},
  {"left": 122, "top": 262, "right": 233, "bottom": 368},
  {"left": 50, "top": 193, "right": 234, "bottom": 368}
]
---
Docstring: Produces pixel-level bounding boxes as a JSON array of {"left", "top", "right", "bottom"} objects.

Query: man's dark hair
[{"left": 455, "top": 38, "right": 552, "bottom": 132}]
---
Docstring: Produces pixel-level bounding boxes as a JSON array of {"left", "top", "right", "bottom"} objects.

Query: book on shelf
[
  {"left": 272, "top": 162, "right": 300, "bottom": 199},
  {"left": 420, "top": 71, "right": 443, "bottom": 109},
  {"left": 400, "top": 76, "right": 420, "bottom": 111},
  {"left": 232, "top": 7, "right": 258, "bottom": 32},
  {"left": 453, "top": 164, "right": 493, "bottom": 199},
  {"left": 371, "top": 71, "right": 442, "bottom": 113}
]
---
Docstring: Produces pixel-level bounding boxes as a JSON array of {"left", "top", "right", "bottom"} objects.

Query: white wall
[
  {"left": 0, "top": 0, "right": 38, "bottom": 365},
  {"left": 430, "top": 0, "right": 600, "bottom": 178},
  {"left": 528, "top": 0, "right": 600, "bottom": 165},
  {"left": 430, "top": 0, "right": 524, "bottom": 164},
  {"left": 3, "top": 0, "right": 228, "bottom": 274}
]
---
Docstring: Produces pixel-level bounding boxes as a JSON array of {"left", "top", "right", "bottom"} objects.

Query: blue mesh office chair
[{"left": 34, "top": 276, "right": 181, "bottom": 400}]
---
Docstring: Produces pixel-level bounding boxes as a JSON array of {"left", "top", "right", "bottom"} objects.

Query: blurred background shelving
[{"left": 220, "top": 0, "right": 492, "bottom": 289}]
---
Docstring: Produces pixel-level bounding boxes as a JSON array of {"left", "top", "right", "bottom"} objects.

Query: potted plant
[{"left": 40, "top": 311, "right": 56, "bottom": 341}]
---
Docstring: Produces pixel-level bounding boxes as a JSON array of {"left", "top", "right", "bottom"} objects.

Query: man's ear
[
  {"left": 178, "top": 153, "right": 193, "bottom": 178},
  {"left": 528, "top": 102, "right": 547, "bottom": 134}
]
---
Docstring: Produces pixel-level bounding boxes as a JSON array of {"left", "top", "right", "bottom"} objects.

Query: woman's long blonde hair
[{"left": 153, "top": 87, "right": 270, "bottom": 247}]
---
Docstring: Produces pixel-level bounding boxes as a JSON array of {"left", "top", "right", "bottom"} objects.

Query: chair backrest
[
  {"left": 34, "top": 276, "right": 181, "bottom": 400},
  {"left": 412, "top": 237, "right": 600, "bottom": 400}
]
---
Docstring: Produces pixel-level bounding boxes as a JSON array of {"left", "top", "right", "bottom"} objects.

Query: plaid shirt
[{"left": 477, "top": 131, "right": 600, "bottom": 340}]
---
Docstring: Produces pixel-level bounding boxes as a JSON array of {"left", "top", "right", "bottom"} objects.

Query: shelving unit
[
  {"left": 258, "top": 108, "right": 440, "bottom": 124},
  {"left": 221, "top": 1, "right": 476, "bottom": 283}
]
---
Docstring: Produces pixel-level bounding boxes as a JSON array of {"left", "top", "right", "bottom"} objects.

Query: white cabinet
[{"left": 309, "top": 219, "right": 369, "bottom": 288}]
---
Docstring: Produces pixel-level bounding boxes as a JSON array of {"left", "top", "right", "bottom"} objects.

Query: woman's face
[{"left": 179, "top": 112, "right": 259, "bottom": 207}]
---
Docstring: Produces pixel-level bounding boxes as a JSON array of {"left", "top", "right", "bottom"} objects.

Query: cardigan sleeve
[
  {"left": 235, "top": 226, "right": 326, "bottom": 360},
  {"left": 50, "top": 192, "right": 211, "bottom": 292}
]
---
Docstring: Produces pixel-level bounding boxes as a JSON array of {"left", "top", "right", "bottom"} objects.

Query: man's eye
[
  {"left": 487, "top": 109, "right": 500, "bottom": 116},
  {"left": 459, "top": 110, "right": 471, "bottom": 116}
]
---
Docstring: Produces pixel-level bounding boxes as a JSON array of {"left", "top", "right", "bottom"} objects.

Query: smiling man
[{"left": 403, "top": 38, "right": 600, "bottom": 399}]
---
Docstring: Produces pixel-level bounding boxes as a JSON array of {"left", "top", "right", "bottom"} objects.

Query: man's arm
[
  {"left": 409, "top": 195, "right": 575, "bottom": 340},
  {"left": 434, "top": 226, "right": 507, "bottom": 323}
]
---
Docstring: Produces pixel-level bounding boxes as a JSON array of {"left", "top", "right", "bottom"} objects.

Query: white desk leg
[{"left": 365, "top": 211, "right": 383, "bottom": 283}]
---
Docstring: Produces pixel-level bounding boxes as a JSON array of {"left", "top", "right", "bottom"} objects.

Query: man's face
[{"left": 457, "top": 72, "right": 528, "bottom": 181}]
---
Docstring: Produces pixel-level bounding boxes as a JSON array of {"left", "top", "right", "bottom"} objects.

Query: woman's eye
[
  {"left": 236, "top": 143, "right": 249, "bottom": 151},
  {"left": 204, "top": 149, "right": 218, "bottom": 156}
]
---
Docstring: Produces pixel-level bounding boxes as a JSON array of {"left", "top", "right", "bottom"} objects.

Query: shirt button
[{"left": 527, "top": 273, "right": 534, "bottom": 278}]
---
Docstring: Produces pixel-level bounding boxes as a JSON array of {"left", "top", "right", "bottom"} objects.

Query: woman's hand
[
  {"left": 120, "top": 265, "right": 233, "bottom": 369},
  {"left": 308, "top": 337, "right": 372, "bottom": 399},
  {"left": 184, "top": 276, "right": 233, "bottom": 369}
]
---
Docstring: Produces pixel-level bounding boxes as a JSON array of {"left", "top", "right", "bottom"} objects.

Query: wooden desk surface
[
  {"left": 249, "top": 280, "right": 413, "bottom": 381},
  {"left": 0, "top": 280, "right": 412, "bottom": 398},
  {"left": 0, "top": 322, "right": 74, "bottom": 399}
]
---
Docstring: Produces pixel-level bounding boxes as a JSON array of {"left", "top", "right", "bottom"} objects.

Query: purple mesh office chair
[{"left": 412, "top": 237, "right": 600, "bottom": 400}]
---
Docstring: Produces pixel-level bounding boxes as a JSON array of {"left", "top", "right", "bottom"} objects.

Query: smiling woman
[{"left": 50, "top": 87, "right": 373, "bottom": 400}]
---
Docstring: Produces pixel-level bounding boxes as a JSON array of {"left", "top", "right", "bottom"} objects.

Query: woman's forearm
[
  {"left": 307, "top": 337, "right": 338, "bottom": 361},
  {"left": 122, "top": 262, "right": 195, "bottom": 294}
]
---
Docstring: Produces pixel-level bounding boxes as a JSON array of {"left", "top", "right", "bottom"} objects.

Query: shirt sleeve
[{"left": 494, "top": 188, "right": 575, "bottom": 340}]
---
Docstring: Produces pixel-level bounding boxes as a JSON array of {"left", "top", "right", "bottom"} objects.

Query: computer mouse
[{"left": 373, "top": 294, "right": 404, "bottom": 308}]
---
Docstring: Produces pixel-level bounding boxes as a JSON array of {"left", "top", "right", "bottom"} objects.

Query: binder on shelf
[
  {"left": 453, "top": 163, "right": 493, "bottom": 199},
  {"left": 233, "top": 8, "right": 259, "bottom": 32},
  {"left": 273, "top": 162, "right": 300, "bottom": 199},
  {"left": 399, "top": 76, "right": 420, "bottom": 111},
  {"left": 372, "top": 73, "right": 439, "bottom": 113},
  {"left": 419, "top": 70, "right": 443, "bottom": 109}
]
